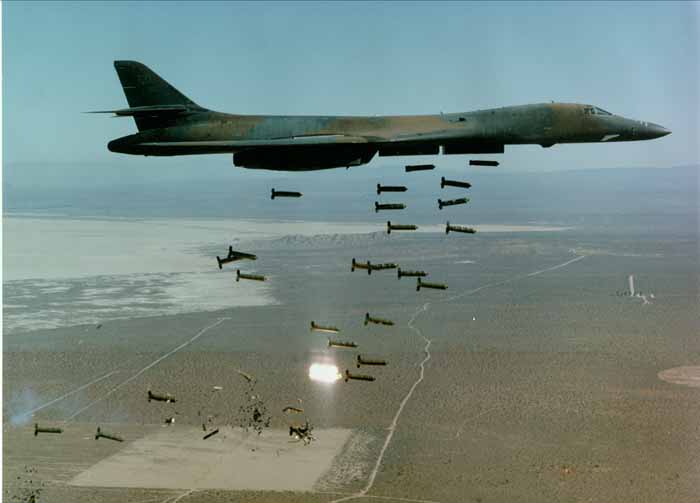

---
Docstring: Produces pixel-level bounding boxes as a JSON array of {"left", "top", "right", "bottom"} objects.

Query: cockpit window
[{"left": 583, "top": 106, "right": 612, "bottom": 116}]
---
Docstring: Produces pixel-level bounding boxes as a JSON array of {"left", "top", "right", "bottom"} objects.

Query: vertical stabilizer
[{"left": 113, "top": 60, "right": 201, "bottom": 130}]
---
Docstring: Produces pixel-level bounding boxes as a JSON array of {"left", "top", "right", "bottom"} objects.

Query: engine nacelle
[
  {"left": 442, "top": 142, "right": 504, "bottom": 155},
  {"left": 234, "top": 145, "right": 377, "bottom": 171},
  {"left": 378, "top": 144, "right": 440, "bottom": 156}
]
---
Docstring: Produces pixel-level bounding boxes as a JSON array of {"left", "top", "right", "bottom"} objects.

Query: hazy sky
[{"left": 2, "top": 1, "right": 698, "bottom": 180}]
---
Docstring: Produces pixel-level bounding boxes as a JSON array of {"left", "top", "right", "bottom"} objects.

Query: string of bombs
[
  {"left": 220, "top": 159, "right": 492, "bottom": 382},
  {"left": 230, "top": 159, "right": 493, "bottom": 284},
  {"left": 32, "top": 159, "right": 492, "bottom": 439}
]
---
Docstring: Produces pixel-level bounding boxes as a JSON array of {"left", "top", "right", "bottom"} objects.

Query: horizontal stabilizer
[{"left": 86, "top": 105, "right": 190, "bottom": 116}]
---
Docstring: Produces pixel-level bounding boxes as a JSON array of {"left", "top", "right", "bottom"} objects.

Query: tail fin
[{"left": 113, "top": 60, "right": 202, "bottom": 130}]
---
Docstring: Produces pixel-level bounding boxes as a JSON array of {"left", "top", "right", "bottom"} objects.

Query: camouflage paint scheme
[{"left": 101, "top": 61, "right": 670, "bottom": 171}]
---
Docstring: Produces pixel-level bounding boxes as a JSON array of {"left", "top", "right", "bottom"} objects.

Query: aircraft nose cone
[{"left": 645, "top": 122, "right": 671, "bottom": 139}]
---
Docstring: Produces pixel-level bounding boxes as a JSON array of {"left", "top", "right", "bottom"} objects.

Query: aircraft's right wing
[
  {"left": 140, "top": 134, "right": 369, "bottom": 149},
  {"left": 375, "top": 129, "right": 504, "bottom": 156}
]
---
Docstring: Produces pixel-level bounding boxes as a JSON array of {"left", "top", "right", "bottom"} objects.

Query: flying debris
[
  {"left": 375, "top": 202, "right": 406, "bottom": 212},
  {"left": 356, "top": 355, "right": 388, "bottom": 368},
  {"left": 34, "top": 424, "right": 63, "bottom": 436},
  {"left": 440, "top": 177, "right": 472, "bottom": 189},
  {"left": 271, "top": 188, "right": 302, "bottom": 199},
  {"left": 238, "top": 394, "right": 272, "bottom": 435},
  {"left": 364, "top": 312, "right": 394, "bottom": 326},
  {"left": 417, "top": 278, "right": 448, "bottom": 291},
  {"left": 311, "top": 321, "right": 340, "bottom": 334},
  {"left": 376, "top": 184, "right": 408, "bottom": 194},
  {"left": 405, "top": 164, "right": 435, "bottom": 172},
  {"left": 438, "top": 197, "right": 469, "bottom": 210},
  {"left": 351, "top": 258, "right": 371, "bottom": 273},
  {"left": 344, "top": 370, "right": 376, "bottom": 382},
  {"left": 446, "top": 222, "right": 477, "bottom": 234},
  {"left": 217, "top": 246, "right": 257, "bottom": 269},
  {"left": 235, "top": 369, "right": 255, "bottom": 383},
  {"left": 289, "top": 420, "right": 315, "bottom": 445},
  {"left": 469, "top": 160, "right": 499, "bottom": 167},
  {"left": 148, "top": 389, "right": 177, "bottom": 403},
  {"left": 328, "top": 339, "right": 357, "bottom": 349},
  {"left": 236, "top": 270, "right": 266, "bottom": 282},
  {"left": 397, "top": 268, "right": 427, "bottom": 279},
  {"left": 203, "top": 428, "right": 220, "bottom": 440},
  {"left": 95, "top": 427, "right": 123, "bottom": 442},
  {"left": 387, "top": 221, "right": 418, "bottom": 234},
  {"left": 283, "top": 406, "right": 304, "bottom": 414},
  {"left": 369, "top": 262, "right": 398, "bottom": 272}
]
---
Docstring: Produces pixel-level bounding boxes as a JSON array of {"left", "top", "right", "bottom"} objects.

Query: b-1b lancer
[{"left": 100, "top": 61, "right": 669, "bottom": 171}]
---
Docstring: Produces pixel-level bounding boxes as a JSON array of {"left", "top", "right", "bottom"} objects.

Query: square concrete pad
[{"left": 70, "top": 427, "right": 351, "bottom": 491}]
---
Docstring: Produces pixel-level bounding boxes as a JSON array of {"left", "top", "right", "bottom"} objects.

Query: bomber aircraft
[{"left": 98, "top": 61, "right": 670, "bottom": 171}]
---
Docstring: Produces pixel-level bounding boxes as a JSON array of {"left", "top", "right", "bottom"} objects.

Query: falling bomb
[
  {"left": 236, "top": 270, "right": 266, "bottom": 282},
  {"left": 398, "top": 268, "right": 427, "bottom": 279},
  {"left": 271, "top": 188, "right": 302, "bottom": 199},
  {"left": 446, "top": 222, "right": 477, "bottom": 234},
  {"left": 364, "top": 312, "right": 394, "bottom": 326},
  {"left": 387, "top": 221, "right": 417, "bottom": 234},
  {"left": 438, "top": 197, "right": 469, "bottom": 210},
  {"left": 417, "top": 278, "right": 448, "bottom": 291}
]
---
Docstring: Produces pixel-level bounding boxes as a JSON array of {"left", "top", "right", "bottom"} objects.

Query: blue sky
[{"left": 2, "top": 1, "right": 698, "bottom": 181}]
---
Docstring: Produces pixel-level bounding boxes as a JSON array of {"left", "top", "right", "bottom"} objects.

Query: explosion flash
[{"left": 309, "top": 363, "right": 341, "bottom": 383}]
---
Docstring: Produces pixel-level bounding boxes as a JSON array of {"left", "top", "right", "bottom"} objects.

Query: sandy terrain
[
  {"left": 4, "top": 225, "right": 700, "bottom": 502},
  {"left": 70, "top": 426, "right": 352, "bottom": 491},
  {"left": 658, "top": 366, "right": 700, "bottom": 388}
]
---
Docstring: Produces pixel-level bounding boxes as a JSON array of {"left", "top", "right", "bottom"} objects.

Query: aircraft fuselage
[{"left": 102, "top": 61, "right": 670, "bottom": 171}]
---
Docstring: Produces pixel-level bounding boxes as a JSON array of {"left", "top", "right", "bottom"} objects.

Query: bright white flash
[{"left": 309, "top": 363, "right": 341, "bottom": 383}]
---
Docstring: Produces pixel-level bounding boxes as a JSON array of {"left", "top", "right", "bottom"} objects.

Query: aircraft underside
[{"left": 230, "top": 141, "right": 506, "bottom": 171}]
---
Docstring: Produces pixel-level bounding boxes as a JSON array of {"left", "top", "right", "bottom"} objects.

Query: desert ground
[{"left": 4, "top": 216, "right": 699, "bottom": 502}]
